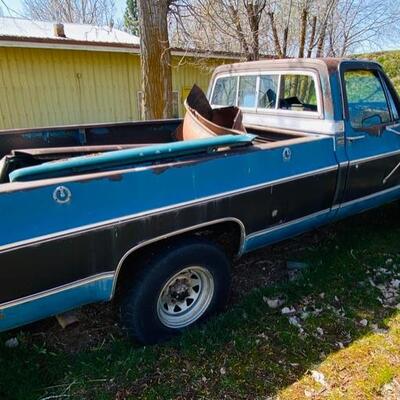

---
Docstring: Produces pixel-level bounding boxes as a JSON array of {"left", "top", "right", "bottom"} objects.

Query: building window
[{"left": 137, "top": 91, "right": 180, "bottom": 120}]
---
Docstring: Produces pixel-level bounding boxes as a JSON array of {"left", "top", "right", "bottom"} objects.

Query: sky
[
  {"left": 0, "top": 0, "right": 398, "bottom": 53},
  {"left": 0, "top": 0, "right": 127, "bottom": 22}
]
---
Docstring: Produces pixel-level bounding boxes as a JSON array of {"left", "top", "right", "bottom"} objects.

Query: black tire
[{"left": 119, "top": 237, "right": 231, "bottom": 344}]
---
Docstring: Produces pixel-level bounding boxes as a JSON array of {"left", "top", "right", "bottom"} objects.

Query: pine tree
[{"left": 124, "top": 0, "right": 139, "bottom": 36}]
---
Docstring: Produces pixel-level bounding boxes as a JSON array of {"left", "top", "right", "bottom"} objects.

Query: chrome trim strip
[
  {"left": 386, "top": 123, "right": 400, "bottom": 135},
  {"left": 340, "top": 183, "right": 400, "bottom": 209},
  {"left": 110, "top": 217, "right": 246, "bottom": 298},
  {"left": 245, "top": 208, "right": 331, "bottom": 241},
  {"left": 0, "top": 272, "right": 114, "bottom": 310},
  {"left": 0, "top": 165, "right": 338, "bottom": 253},
  {"left": 242, "top": 113, "right": 337, "bottom": 134},
  {"left": 383, "top": 161, "right": 400, "bottom": 184},
  {"left": 350, "top": 149, "right": 400, "bottom": 165}
]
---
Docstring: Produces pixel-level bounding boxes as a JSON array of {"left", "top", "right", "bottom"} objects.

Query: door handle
[
  {"left": 346, "top": 135, "right": 365, "bottom": 142},
  {"left": 387, "top": 125, "right": 400, "bottom": 135}
]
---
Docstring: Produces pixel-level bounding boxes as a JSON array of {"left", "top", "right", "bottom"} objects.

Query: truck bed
[{"left": 0, "top": 120, "right": 309, "bottom": 184}]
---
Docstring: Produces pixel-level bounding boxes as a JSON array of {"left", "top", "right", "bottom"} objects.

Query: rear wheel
[{"left": 119, "top": 237, "right": 231, "bottom": 344}]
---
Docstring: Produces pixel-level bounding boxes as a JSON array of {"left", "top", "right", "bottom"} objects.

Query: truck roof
[{"left": 213, "top": 57, "right": 381, "bottom": 76}]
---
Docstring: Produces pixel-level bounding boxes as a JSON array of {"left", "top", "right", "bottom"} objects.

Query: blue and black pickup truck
[{"left": 1, "top": 58, "right": 400, "bottom": 344}]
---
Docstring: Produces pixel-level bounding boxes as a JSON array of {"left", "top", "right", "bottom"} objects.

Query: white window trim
[{"left": 209, "top": 70, "right": 324, "bottom": 119}]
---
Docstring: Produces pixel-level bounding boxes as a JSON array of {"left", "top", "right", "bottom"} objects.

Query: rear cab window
[
  {"left": 279, "top": 75, "right": 318, "bottom": 112},
  {"left": 238, "top": 76, "right": 257, "bottom": 108},
  {"left": 211, "top": 76, "right": 237, "bottom": 106},
  {"left": 258, "top": 75, "right": 279, "bottom": 109},
  {"left": 210, "top": 71, "right": 320, "bottom": 115}
]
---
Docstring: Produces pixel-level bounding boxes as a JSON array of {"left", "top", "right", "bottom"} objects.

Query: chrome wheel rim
[{"left": 157, "top": 266, "right": 214, "bottom": 329}]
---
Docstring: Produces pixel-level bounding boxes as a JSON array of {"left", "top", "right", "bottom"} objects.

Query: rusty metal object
[
  {"left": 56, "top": 311, "right": 79, "bottom": 329},
  {"left": 177, "top": 84, "right": 246, "bottom": 141}
]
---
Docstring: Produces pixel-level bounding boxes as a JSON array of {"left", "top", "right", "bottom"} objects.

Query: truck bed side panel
[{"left": 0, "top": 136, "right": 338, "bottom": 329}]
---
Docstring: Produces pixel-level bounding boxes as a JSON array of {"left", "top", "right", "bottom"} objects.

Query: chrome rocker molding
[
  {"left": 349, "top": 148, "right": 400, "bottom": 165},
  {"left": 0, "top": 272, "right": 115, "bottom": 332},
  {"left": 340, "top": 182, "right": 400, "bottom": 209},
  {"left": 246, "top": 208, "right": 331, "bottom": 240},
  {"left": 0, "top": 272, "right": 114, "bottom": 310}
]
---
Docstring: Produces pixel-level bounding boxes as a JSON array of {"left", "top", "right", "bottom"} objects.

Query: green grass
[{"left": 2, "top": 203, "right": 400, "bottom": 399}]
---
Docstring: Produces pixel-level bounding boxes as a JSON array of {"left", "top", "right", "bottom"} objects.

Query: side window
[
  {"left": 211, "top": 76, "right": 237, "bottom": 106},
  {"left": 344, "top": 70, "right": 391, "bottom": 128},
  {"left": 238, "top": 75, "right": 257, "bottom": 108},
  {"left": 279, "top": 74, "right": 318, "bottom": 112},
  {"left": 383, "top": 78, "right": 400, "bottom": 121},
  {"left": 258, "top": 75, "right": 279, "bottom": 109}
]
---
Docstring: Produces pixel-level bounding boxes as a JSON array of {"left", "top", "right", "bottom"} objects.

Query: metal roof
[
  {"left": 0, "top": 17, "right": 242, "bottom": 59},
  {"left": 0, "top": 16, "right": 139, "bottom": 51}
]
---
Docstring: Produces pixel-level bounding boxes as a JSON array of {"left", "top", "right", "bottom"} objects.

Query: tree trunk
[
  {"left": 282, "top": 26, "right": 289, "bottom": 57},
  {"left": 281, "top": 0, "right": 293, "bottom": 58},
  {"left": 245, "top": 2, "right": 260, "bottom": 61},
  {"left": 307, "top": 15, "right": 317, "bottom": 57},
  {"left": 229, "top": 5, "right": 251, "bottom": 60},
  {"left": 298, "top": 8, "right": 308, "bottom": 58},
  {"left": 138, "top": 0, "right": 173, "bottom": 120},
  {"left": 267, "top": 12, "right": 283, "bottom": 58},
  {"left": 316, "top": 20, "right": 328, "bottom": 57}
]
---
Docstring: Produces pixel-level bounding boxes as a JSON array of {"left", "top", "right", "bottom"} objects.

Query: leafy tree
[{"left": 124, "top": 0, "right": 139, "bottom": 36}]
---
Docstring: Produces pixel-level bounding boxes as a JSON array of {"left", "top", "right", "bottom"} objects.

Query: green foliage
[
  {"left": 357, "top": 50, "right": 400, "bottom": 94},
  {"left": 124, "top": 0, "right": 139, "bottom": 36}
]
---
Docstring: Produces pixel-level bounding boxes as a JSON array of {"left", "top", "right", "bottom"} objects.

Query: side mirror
[{"left": 362, "top": 113, "right": 382, "bottom": 128}]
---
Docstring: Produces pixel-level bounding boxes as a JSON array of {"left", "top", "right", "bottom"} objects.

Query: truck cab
[{"left": 208, "top": 58, "right": 400, "bottom": 219}]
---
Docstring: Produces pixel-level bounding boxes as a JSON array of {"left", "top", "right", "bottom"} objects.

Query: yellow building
[{"left": 0, "top": 17, "right": 238, "bottom": 130}]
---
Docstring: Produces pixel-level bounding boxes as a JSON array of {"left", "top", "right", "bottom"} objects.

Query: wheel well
[{"left": 112, "top": 220, "right": 244, "bottom": 299}]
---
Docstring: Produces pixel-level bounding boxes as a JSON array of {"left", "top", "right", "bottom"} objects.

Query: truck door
[{"left": 339, "top": 62, "right": 400, "bottom": 215}]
